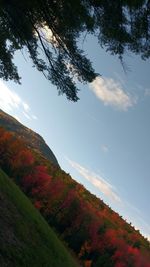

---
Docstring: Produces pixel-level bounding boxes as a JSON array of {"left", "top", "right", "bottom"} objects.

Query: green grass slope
[{"left": 0, "top": 168, "right": 79, "bottom": 267}]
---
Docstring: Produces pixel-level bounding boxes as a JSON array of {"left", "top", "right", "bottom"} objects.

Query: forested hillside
[{"left": 0, "top": 123, "right": 150, "bottom": 267}]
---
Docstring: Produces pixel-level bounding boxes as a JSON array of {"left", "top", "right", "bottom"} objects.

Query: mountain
[
  {"left": 0, "top": 111, "right": 150, "bottom": 267},
  {"left": 0, "top": 109, "right": 59, "bottom": 166},
  {"left": 0, "top": 168, "right": 79, "bottom": 267}
]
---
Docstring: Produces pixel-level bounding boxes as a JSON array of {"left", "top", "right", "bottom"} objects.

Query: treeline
[{"left": 0, "top": 127, "right": 150, "bottom": 267}]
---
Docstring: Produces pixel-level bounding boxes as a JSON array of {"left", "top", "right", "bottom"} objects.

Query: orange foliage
[{"left": 84, "top": 260, "right": 92, "bottom": 267}]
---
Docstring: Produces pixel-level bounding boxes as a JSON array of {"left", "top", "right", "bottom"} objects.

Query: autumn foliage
[{"left": 0, "top": 127, "right": 150, "bottom": 267}]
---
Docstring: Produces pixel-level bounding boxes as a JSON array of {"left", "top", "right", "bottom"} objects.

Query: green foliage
[
  {"left": 0, "top": 0, "right": 150, "bottom": 100},
  {"left": 0, "top": 168, "right": 79, "bottom": 267},
  {"left": 92, "top": 253, "right": 114, "bottom": 267}
]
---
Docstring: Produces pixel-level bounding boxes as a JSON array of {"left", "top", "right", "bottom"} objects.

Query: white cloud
[
  {"left": 23, "top": 102, "right": 30, "bottom": 112},
  {"left": 144, "top": 88, "right": 150, "bottom": 96},
  {"left": 36, "top": 25, "right": 59, "bottom": 47},
  {"left": 0, "top": 80, "right": 22, "bottom": 112},
  {"left": 23, "top": 111, "right": 31, "bottom": 120},
  {"left": 0, "top": 80, "right": 37, "bottom": 120},
  {"left": 32, "top": 115, "right": 38, "bottom": 120},
  {"left": 90, "top": 77, "right": 136, "bottom": 111},
  {"left": 101, "top": 145, "right": 109, "bottom": 153},
  {"left": 67, "top": 159, "right": 121, "bottom": 203}
]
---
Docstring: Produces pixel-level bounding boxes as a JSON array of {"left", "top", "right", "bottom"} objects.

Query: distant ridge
[{"left": 0, "top": 109, "right": 59, "bottom": 166}]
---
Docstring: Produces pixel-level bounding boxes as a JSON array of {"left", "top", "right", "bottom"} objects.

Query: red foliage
[
  {"left": 115, "top": 263, "right": 126, "bottom": 267},
  {"left": 34, "top": 200, "right": 42, "bottom": 210},
  {"left": 60, "top": 189, "right": 77, "bottom": 210},
  {"left": 105, "top": 229, "right": 118, "bottom": 246},
  {"left": 0, "top": 127, "right": 34, "bottom": 173},
  {"left": 112, "top": 244, "right": 148, "bottom": 267},
  {"left": 22, "top": 165, "right": 51, "bottom": 198},
  {"left": 88, "top": 220, "right": 100, "bottom": 250}
]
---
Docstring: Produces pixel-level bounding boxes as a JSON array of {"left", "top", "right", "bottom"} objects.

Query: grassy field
[{"left": 0, "top": 168, "right": 79, "bottom": 267}]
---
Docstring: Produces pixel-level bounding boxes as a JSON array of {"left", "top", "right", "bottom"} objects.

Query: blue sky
[{"left": 0, "top": 34, "right": 150, "bottom": 240}]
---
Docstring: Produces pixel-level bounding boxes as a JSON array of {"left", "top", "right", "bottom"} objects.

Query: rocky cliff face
[{"left": 0, "top": 109, "right": 59, "bottom": 166}]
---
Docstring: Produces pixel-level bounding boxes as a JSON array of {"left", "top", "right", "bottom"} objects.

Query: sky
[{"left": 0, "top": 34, "right": 150, "bottom": 241}]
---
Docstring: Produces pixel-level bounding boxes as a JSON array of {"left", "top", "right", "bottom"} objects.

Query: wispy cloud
[
  {"left": 32, "top": 115, "right": 38, "bottom": 120},
  {"left": 35, "top": 25, "right": 58, "bottom": 47},
  {"left": 90, "top": 77, "right": 136, "bottom": 111},
  {"left": 144, "top": 88, "right": 150, "bottom": 96},
  {"left": 101, "top": 145, "right": 109, "bottom": 153},
  {"left": 66, "top": 157, "right": 150, "bottom": 239},
  {"left": 123, "top": 202, "right": 150, "bottom": 240},
  {"left": 0, "top": 80, "right": 37, "bottom": 120},
  {"left": 23, "top": 111, "right": 31, "bottom": 120},
  {"left": 67, "top": 159, "right": 121, "bottom": 202},
  {"left": 22, "top": 102, "right": 30, "bottom": 112}
]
